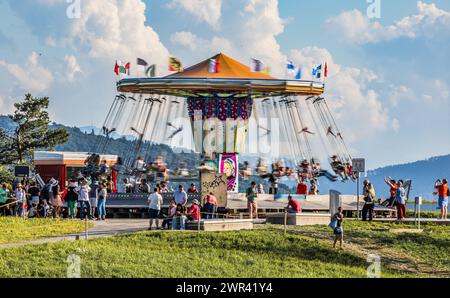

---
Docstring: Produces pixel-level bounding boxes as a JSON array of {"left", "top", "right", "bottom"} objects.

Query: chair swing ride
[{"left": 96, "top": 53, "right": 354, "bottom": 193}]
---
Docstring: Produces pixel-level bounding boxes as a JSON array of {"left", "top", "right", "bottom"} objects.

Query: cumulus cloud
[
  {"left": 64, "top": 55, "right": 82, "bottom": 81},
  {"left": 167, "top": 0, "right": 222, "bottom": 29},
  {"left": 325, "top": 1, "right": 450, "bottom": 44},
  {"left": 290, "top": 47, "right": 390, "bottom": 139},
  {"left": 65, "top": 0, "right": 170, "bottom": 72},
  {"left": 0, "top": 52, "right": 54, "bottom": 94},
  {"left": 238, "top": 0, "right": 286, "bottom": 77},
  {"left": 170, "top": 31, "right": 233, "bottom": 56}
]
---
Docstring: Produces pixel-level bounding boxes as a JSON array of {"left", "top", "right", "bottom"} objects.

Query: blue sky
[{"left": 0, "top": 0, "right": 449, "bottom": 169}]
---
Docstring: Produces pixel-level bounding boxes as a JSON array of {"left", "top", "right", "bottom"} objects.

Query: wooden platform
[
  {"left": 266, "top": 213, "right": 331, "bottom": 226},
  {"left": 185, "top": 219, "right": 254, "bottom": 231}
]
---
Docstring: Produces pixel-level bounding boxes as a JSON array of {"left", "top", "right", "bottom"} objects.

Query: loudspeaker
[{"left": 15, "top": 165, "right": 30, "bottom": 177}]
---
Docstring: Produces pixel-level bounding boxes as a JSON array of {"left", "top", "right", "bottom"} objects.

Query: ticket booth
[{"left": 34, "top": 151, "right": 118, "bottom": 191}]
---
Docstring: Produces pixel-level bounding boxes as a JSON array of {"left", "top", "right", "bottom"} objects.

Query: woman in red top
[
  {"left": 384, "top": 177, "right": 398, "bottom": 207},
  {"left": 188, "top": 199, "right": 200, "bottom": 221},
  {"left": 434, "top": 179, "right": 448, "bottom": 220}
]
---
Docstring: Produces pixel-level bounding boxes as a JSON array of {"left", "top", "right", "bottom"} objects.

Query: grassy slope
[
  {"left": 0, "top": 218, "right": 91, "bottom": 245},
  {"left": 279, "top": 221, "right": 450, "bottom": 277},
  {"left": 1, "top": 220, "right": 449, "bottom": 278}
]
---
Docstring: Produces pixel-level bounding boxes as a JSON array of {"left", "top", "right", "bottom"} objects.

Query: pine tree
[{"left": 0, "top": 94, "right": 69, "bottom": 164}]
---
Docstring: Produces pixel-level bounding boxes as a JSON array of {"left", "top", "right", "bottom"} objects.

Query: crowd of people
[{"left": 0, "top": 177, "right": 113, "bottom": 220}]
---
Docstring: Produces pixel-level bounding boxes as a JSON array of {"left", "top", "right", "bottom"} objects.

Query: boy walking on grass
[{"left": 332, "top": 207, "right": 344, "bottom": 249}]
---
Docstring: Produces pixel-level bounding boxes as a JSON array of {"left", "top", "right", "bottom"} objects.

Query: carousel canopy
[{"left": 117, "top": 53, "right": 325, "bottom": 97}]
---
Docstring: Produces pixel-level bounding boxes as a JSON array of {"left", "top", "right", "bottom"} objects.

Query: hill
[
  {"left": 1, "top": 115, "right": 448, "bottom": 197},
  {"left": 317, "top": 155, "right": 450, "bottom": 199}
]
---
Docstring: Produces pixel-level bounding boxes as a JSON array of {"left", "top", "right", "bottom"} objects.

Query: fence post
[
  {"left": 84, "top": 215, "right": 88, "bottom": 240},
  {"left": 284, "top": 208, "right": 288, "bottom": 235}
]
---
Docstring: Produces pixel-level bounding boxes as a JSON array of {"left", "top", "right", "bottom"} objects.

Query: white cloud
[
  {"left": 61, "top": 0, "right": 171, "bottom": 75},
  {"left": 0, "top": 52, "right": 54, "bottom": 94},
  {"left": 238, "top": 0, "right": 286, "bottom": 77},
  {"left": 167, "top": 0, "right": 222, "bottom": 29},
  {"left": 325, "top": 1, "right": 450, "bottom": 44},
  {"left": 170, "top": 31, "right": 233, "bottom": 56},
  {"left": 170, "top": 31, "right": 199, "bottom": 51},
  {"left": 64, "top": 55, "right": 82, "bottom": 81},
  {"left": 290, "top": 47, "right": 390, "bottom": 140}
]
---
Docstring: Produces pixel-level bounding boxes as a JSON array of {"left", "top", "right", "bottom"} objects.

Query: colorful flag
[
  {"left": 312, "top": 64, "right": 322, "bottom": 79},
  {"left": 137, "top": 58, "right": 148, "bottom": 67},
  {"left": 287, "top": 60, "right": 296, "bottom": 76},
  {"left": 263, "top": 67, "right": 271, "bottom": 76},
  {"left": 294, "top": 67, "right": 302, "bottom": 79},
  {"left": 114, "top": 60, "right": 131, "bottom": 76},
  {"left": 136, "top": 58, "right": 148, "bottom": 76},
  {"left": 169, "top": 57, "right": 183, "bottom": 72},
  {"left": 324, "top": 62, "right": 328, "bottom": 78},
  {"left": 287, "top": 61, "right": 301, "bottom": 79},
  {"left": 251, "top": 58, "right": 264, "bottom": 72},
  {"left": 146, "top": 64, "right": 157, "bottom": 78},
  {"left": 209, "top": 58, "right": 219, "bottom": 73}
]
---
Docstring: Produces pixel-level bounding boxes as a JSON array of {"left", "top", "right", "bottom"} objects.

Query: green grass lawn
[
  {"left": 0, "top": 217, "right": 91, "bottom": 245},
  {"left": 0, "top": 220, "right": 448, "bottom": 278}
]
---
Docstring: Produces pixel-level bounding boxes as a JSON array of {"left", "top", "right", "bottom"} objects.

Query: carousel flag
[
  {"left": 136, "top": 58, "right": 148, "bottom": 73},
  {"left": 208, "top": 58, "right": 219, "bottom": 73},
  {"left": 146, "top": 64, "right": 157, "bottom": 78},
  {"left": 169, "top": 57, "right": 183, "bottom": 72},
  {"left": 263, "top": 67, "right": 271, "bottom": 76},
  {"left": 312, "top": 64, "right": 322, "bottom": 79},
  {"left": 287, "top": 61, "right": 301, "bottom": 79},
  {"left": 287, "top": 60, "right": 296, "bottom": 76},
  {"left": 294, "top": 66, "right": 302, "bottom": 79},
  {"left": 324, "top": 62, "right": 328, "bottom": 78},
  {"left": 251, "top": 58, "right": 264, "bottom": 72},
  {"left": 114, "top": 60, "right": 131, "bottom": 76}
]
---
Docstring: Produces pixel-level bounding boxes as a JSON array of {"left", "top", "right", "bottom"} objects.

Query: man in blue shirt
[{"left": 173, "top": 185, "right": 187, "bottom": 206}]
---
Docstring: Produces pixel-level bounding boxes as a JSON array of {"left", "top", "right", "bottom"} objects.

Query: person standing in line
[
  {"left": 15, "top": 183, "right": 27, "bottom": 217},
  {"left": 77, "top": 179, "right": 92, "bottom": 220},
  {"left": 362, "top": 180, "right": 375, "bottom": 222},
  {"left": 97, "top": 183, "right": 108, "bottom": 221},
  {"left": 332, "top": 207, "right": 344, "bottom": 249},
  {"left": 148, "top": 187, "right": 163, "bottom": 230},
  {"left": 434, "top": 179, "right": 448, "bottom": 220},
  {"left": 173, "top": 184, "right": 188, "bottom": 206},
  {"left": 395, "top": 180, "right": 407, "bottom": 220},
  {"left": 65, "top": 180, "right": 79, "bottom": 219},
  {"left": 90, "top": 181, "right": 99, "bottom": 220},
  {"left": 27, "top": 181, "right": 40, "bottom": 208},
  {"left": 203, "top": 192, "right": 217, "bottom": 219},
  {"left": 246, "top": 181, "right": 258, "bottom": 219},
  {"left": 49, "top": 181, "right": 63, "bottom": 219}
]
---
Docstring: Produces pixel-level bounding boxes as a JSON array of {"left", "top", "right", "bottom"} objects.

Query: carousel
[{"left": 100, "top": 53, "right": 353, "bottom": 199}]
